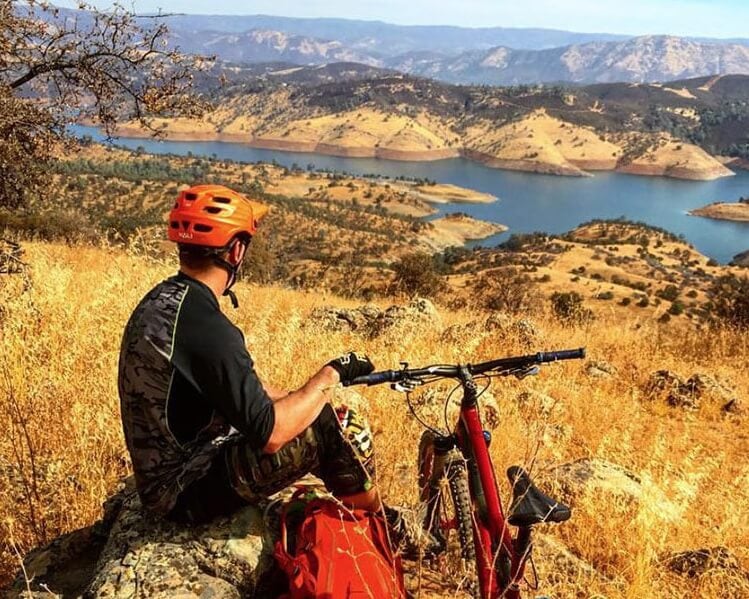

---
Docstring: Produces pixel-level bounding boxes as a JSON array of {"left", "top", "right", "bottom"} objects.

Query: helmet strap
[{"left": 211, "top": 238, "right": 246, "bottom": 309}]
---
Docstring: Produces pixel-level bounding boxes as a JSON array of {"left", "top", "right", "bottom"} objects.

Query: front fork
[{"left": 457, "top": 367, "right": 533, "bottom": 598}]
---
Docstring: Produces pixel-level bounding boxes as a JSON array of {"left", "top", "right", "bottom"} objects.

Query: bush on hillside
[
  {"left": 709, "top": 274, "right": 749, "bottom": 330},
  {"left": 471, "top": 268, "right": 540, "bottom": 314},
  {"left": 391, "top": 252, "right": 446, "bottom": 298},
  {"left": 551, "top": 291, "right": 594, "bottom": 325}
]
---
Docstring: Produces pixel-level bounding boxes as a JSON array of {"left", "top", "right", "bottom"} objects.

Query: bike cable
[{"left": 406, "top": 389, "right": 448, "bottom": 437}]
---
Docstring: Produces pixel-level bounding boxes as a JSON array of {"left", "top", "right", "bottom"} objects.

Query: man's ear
[{"left": 229, "top": 239, "right": 247, "bottom": 265}]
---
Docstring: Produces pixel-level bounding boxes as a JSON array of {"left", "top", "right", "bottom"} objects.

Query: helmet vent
[
  {"left": 184, "top": 193, "right": 198, "bottom": 201},
  {"left": 194, "top": 224, "right": 213, "bottom": 233},
  {"left": 181, "top": 220, "right": 190, "bottom": 230},
  {"left": 213, "top": 196, "right": 232, "bottom": 204},
  {"left": 204, "top": 206, "right": 222, "bottom": 214},
  {"left": 169, "top": 221, "right": 179, "bottom": 229}
]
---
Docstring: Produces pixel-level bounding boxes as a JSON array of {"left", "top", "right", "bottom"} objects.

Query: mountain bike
[{"left": 344, "top": 348, "right": 585, "bottom": 599}]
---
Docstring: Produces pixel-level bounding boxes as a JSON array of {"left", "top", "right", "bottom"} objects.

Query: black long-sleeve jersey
[{"left": 118, "top": 271, "right": 274, "bottom": 514}]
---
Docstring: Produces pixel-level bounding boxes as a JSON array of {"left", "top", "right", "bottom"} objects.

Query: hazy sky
[{"left": 57, "top": 0, "right": 749, "bottom": 38}]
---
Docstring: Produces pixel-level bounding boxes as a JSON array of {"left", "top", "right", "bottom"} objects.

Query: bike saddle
[{"left": 506, "top": 466, "right": 571, "bottom": 527}]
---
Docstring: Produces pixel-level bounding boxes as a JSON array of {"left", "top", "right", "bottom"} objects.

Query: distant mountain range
[
  {"left": 393, "top": 36, "right": 749, "bottom": 84},
  {"left": 47, "top": 8, "right": 749, "bottom": 84}
]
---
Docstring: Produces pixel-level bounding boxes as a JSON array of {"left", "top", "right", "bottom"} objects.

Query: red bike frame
[
  {"left": 346, "top": 348, "right": 584, "bottom": 597},
  {"left": 454, "top": 367, "right": 530, "bottom": 599}
]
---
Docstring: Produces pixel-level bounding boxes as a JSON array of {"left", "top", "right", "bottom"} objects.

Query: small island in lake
[{"left": 689, "top": 198, "right": 749, "bottom": 222}]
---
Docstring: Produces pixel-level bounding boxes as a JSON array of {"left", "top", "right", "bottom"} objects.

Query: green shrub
[
  {"left": 551, "top": 291, "right": 594, "bottom": 325},
  {"left": 657, "top": 284, "right": 680, "bottom": 302},
  {"left": 391, "top": 252, "right": 446, "bottom": 298},
  {"left": 709, "top": 274, "right": 749, "bottom": 330}
]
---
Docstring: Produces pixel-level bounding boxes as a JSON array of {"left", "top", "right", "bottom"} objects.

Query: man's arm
[
  {"left": 262, "top": 380, "right": 289, "bottom": 401},
  {"left": 263, "top": 352, "right": 374, "bottom": 454},
  {"left": 262, "top": 366, "right": 338, "bottom": 453}
]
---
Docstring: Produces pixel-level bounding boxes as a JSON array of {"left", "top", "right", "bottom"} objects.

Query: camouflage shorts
[{"left": 226, "top": 403, "right": 376, "bottom": 501}]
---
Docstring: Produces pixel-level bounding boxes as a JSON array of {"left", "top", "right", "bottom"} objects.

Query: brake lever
[
  {"left": 392, "top": 377, "right": 423, "bottom": 393},
  {"left": 514, "top": 365, "right": 540, "bottom": 380}
]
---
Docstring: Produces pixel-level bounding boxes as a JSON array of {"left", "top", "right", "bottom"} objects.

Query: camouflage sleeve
[{"left": 171, "top": 299, "right": 276, "bottom": 450}]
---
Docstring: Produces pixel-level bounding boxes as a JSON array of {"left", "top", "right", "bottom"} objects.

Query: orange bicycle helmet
[{"left": 168, "top": 184, "right": 269, "bottom": 248}]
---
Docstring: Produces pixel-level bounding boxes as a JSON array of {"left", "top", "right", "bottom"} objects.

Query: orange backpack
[{"left": 274, "top": 492, "right": 407, "bottom": 599}]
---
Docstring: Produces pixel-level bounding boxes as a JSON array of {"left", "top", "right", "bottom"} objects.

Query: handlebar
[{"left": 343, "top": 347, "right": 586, "bottom": 387}]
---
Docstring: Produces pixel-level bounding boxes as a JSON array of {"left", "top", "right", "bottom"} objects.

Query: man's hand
[{"left": 327, "top": 351, "right": 375, "bottom": 385}]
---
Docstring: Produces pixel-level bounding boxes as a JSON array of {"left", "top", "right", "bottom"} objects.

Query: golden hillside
[
  {"left": 114, "top": 80, "right": 737, "bottom": 181},
  {"left": 1, "top": 241, "right": 747, "bottom": 597}
]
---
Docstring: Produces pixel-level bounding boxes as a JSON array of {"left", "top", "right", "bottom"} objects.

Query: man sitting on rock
[{"left": 117, "top": 184, "right": 427, "bottom": 551}]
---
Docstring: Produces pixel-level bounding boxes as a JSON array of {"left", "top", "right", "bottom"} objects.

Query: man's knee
[
  {"left": 313, "top": 404, "right": 377, "bottom": 497},
  {"left": 224, "top": 404, "right": 377, "bottom": 501}
]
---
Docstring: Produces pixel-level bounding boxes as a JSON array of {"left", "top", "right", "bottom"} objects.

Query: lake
[{"left": 72, "top": 125, "right": 749, "bottom": 264}]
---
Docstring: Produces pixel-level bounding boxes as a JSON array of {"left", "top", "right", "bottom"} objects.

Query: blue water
[{"left": 72, "top": 125, "right": 749, "bottom": 263}]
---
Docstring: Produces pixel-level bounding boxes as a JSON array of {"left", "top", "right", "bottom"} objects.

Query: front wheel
[{"left": 418, "top": 431, "right": 480, "bottom": 598}]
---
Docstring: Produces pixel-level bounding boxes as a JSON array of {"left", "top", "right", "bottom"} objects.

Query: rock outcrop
[
  {"left": 663, "top": 546, "right": 746, "bottom": 579},
  {"left": 645, "top": 369, "right": 742, "bottom": 413},
  {"left": 10, "top": 481, "right": 280, "bottom": 599},
  {"left": 440, "top": 312, "right": 542, "bottom": 350},
  {"left": 533, "top": 533, "right": 622, "bottom": 592},
  {"left": 539, "top": 458, "right": 680, "bottom": 523},
  {"left": 308, "top": 297, "right": 441, "bottom": 337},
  {"left": 731, "top": 249, "right": 749, "bottom": 267},
  {"left": 584, "top": 359, "right": 617, "bottom": 379}
]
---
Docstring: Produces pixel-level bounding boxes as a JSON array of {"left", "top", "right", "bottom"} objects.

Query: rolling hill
[{"left": 117, "top": 72, "right": 749, "bottom": 180}]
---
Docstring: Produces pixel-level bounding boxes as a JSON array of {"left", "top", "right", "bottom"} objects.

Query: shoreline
[
  {"left": 110, "top": 125, "right": 735, "bottom": 183},
  {"left": 421, "top": 214, "right": 508, "bottom": 251}
]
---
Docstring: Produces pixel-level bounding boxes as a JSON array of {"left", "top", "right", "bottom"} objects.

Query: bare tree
[{"left": 0, "top": 0, "right": 208, "bottom": 209}]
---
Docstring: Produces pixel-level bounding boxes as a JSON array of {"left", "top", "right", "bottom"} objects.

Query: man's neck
[{"left": 179, "top": 266, "right": 227, "bottom": 304}]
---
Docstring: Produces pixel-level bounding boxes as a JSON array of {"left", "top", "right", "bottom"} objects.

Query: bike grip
[
  {"left": 342, "top": 370, "right": 396, "bottom": 387},
  {"left": 537, "top": 348, "right": 586, "bottom": 362}
]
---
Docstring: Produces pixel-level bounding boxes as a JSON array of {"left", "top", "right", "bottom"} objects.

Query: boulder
[
  {"left": 533, "top": 533, "right": 621, "bottom": 592},
  {"left": 11, "top": 481, "right": 280, "bottom": 599},
  {"left": 539, "top": 458, "right": 680, "bottom": 523},
  {"left": 585, "top": 360, "right": 617, "bottom": 379},
  {"left": 663, "top": 546, "right": 746, "bottom": 579},
  {"left": 373, "top": 298, "right": 441, "bottom": 335},
  {"left": 308, "top": 303, "right": 382, "bottom": 334},
  {"left": 408, "top": 386, "right": 500, "bottom": 430},
  {"left": 645, "top": 369, "right": 741, "bottom": 412},
  {"left": 308, "top": 298, "right": 440, "bottom": 337},
  {"left": 731, "top": 249, "right": 749, "bottom": 267},
  {"left": 484, "top": 313, "right": 541, "bottom": 349},
  {"left": 515, "top": 390, "right": 564, "bottom": 419}
]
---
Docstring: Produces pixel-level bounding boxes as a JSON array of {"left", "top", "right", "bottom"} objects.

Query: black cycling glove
[{"left": 327, "top": 351, "right": 375, "bottom": 384}]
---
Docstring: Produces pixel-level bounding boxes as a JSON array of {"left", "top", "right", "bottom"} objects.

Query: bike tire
[
  {"left": 446, "top": 458, "right": 481, "bottom": 599},
  {"left": 417, "top": 431, "right": 481, "bottom": 598}
]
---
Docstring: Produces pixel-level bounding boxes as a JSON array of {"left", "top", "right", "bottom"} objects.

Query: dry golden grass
[
  {"left": 465, "top": 110, "right": 621, "bottom": 173},
  {"left": 618, "top": 135, "right": 734, "bottom": 180},
  {"left": 1, "top": 241, "right": 748, "bottom": 597}
]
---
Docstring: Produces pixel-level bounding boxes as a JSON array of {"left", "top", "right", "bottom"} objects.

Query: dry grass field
[{"left": 1, "top": 241, "right": 748, "bottom": 597}]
